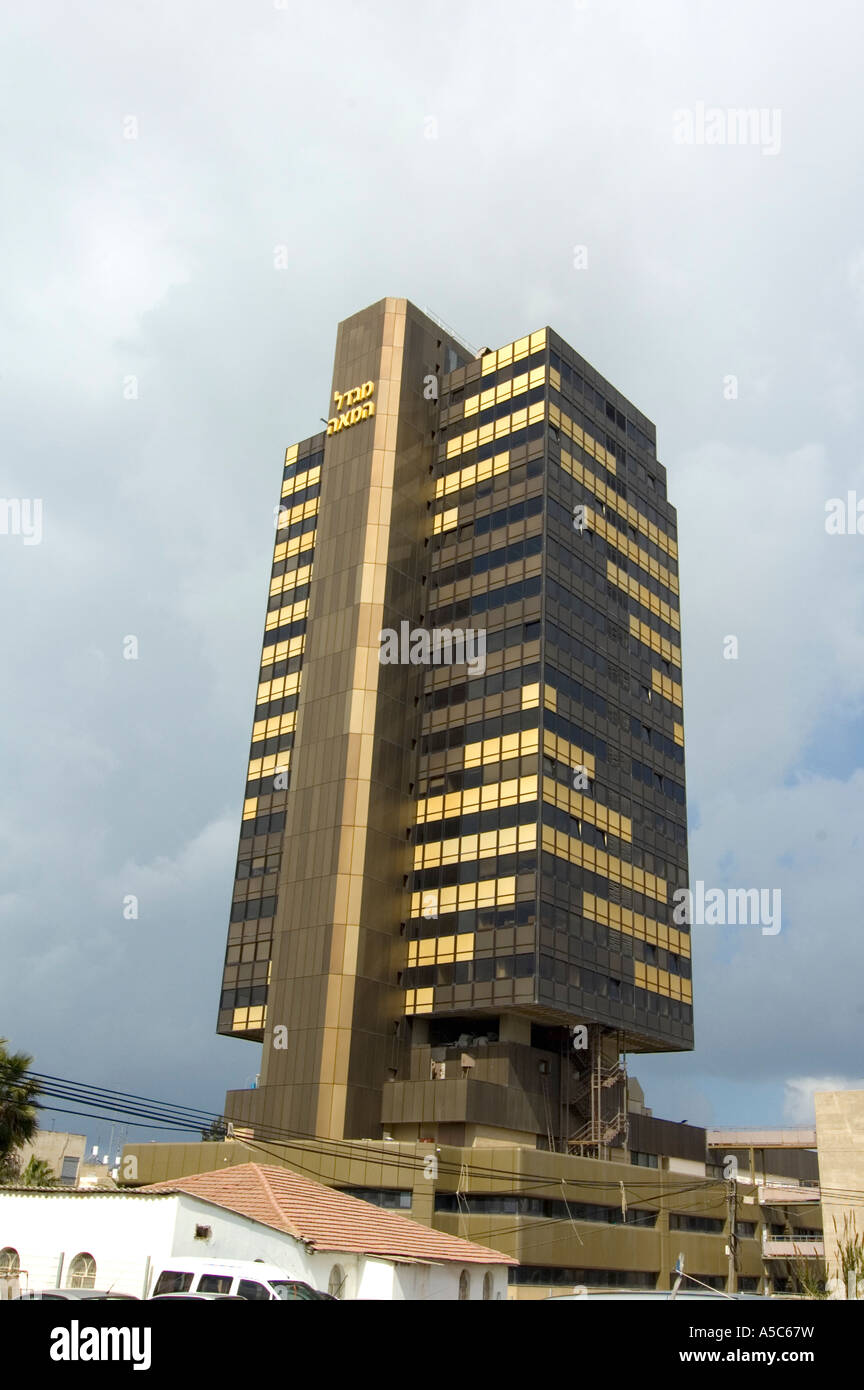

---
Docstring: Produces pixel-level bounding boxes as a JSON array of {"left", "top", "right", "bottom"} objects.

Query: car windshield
[{"left": 268, "top": 1281, "right": 309, "bottom": 1300}]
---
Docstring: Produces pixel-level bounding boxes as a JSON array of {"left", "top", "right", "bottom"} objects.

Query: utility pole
[{"left": 727, "top": 1176, "right": 738, "bottom": 1295}]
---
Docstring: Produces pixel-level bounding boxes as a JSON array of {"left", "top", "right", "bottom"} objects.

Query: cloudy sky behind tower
[{"left": 1, "top": 0, "right": 863, "bottom": 1147}]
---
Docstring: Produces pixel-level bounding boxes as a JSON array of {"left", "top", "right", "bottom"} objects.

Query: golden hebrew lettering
[{"left": 327, "top": 382, "right": 376, "bottom": 434}]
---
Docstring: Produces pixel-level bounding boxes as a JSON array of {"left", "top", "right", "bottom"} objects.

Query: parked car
[
  {"left": 148, "top": 1258, "right": 334, "bottom": 1301},
  {"left": 266, "top": 1280, "right": 336, "bottom": 1301},
  {"left": 149, "top": 1292, "right": 246, "bottom": 1300},
  {"left": 17, "top": 1288, "right": 140, "bottom": 1300}
]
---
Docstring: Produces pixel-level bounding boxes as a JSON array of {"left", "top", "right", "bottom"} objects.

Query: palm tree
[
  {"left": 18, "top": 1156, "right": 57, "bottom": 1187},
  {"left": 0, "top": 1039, "right": 41, "bottom": 1163},
  {"left": 833, "top": 1214, "right": 864, "bottom": 1298}
]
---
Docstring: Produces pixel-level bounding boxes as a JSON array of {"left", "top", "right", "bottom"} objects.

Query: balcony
[
  {"left": 762, "top": 1236, "right": 824, "bottom": 1259},
  {"left": 708, "top": 1127, "right": 816, "bottom": 1148},
  {"left": 758, "top": 1183, "right": 821, "bottom": 1205}
]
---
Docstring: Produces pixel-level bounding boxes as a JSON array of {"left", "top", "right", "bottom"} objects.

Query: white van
[{"left": 148, "top": 1257, "right": 330, "bottom": 1301}]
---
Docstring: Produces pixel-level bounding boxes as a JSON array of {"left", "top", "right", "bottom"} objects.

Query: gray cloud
[{"left": 2, "top": 0, "right": 863, "bottom": 1136}]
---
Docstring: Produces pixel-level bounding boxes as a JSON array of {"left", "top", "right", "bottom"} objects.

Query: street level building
[
  {"left": 123, "top": 1104, "right": 824, "bottom": 1298},
  {"left": 0, "top": 1163, "right": 511, "bottom": 1301}
]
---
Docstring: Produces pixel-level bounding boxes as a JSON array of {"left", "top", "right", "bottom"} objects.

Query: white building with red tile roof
[{"left": 0, "top": 1163, "right": 514, "bottom": 1301}]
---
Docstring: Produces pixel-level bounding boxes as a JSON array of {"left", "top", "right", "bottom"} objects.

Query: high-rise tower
[{"left": 218, "top": 298, "right": 690, "bottom": 1150}]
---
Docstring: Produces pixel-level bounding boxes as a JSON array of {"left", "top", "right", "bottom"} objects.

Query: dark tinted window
[
  {"left": 237, "top": 1279, "right": 271, "bottom": 1301},
  {"left": 153, "top": 1270, "right": 194, "bottom": 1295},
  {"left": 198, "top": 1274, "right": 233, "bottom": 1294}
]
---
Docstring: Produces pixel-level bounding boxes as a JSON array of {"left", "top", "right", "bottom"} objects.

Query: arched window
[
  {"left": 482, "top": 1271, "right": 493, "bottom": 1301},
  {"left": 0, "top": 1248, "right": 20, "bottom": 1300},
  {"left": 458, "top": 1269, "right": 471, "bottom": 1301},
  {"left": 68, "top": 1253, "right": 96, "bottom": 1289},
  {"left": 327, "top": 1264, "right": 345, "bottom": 1299}
]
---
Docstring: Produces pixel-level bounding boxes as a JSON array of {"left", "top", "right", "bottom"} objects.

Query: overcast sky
[{"left": 2, "top": 0, "right": 862, "bottom": 1153}]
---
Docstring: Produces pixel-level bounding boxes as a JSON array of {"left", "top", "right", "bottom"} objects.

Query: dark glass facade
[
  {"left": 407, "top": 326, "right": 691, "bottom": 1053},
  {"left": 217, "top": 432, "right": 324, "bottom": 1040}
]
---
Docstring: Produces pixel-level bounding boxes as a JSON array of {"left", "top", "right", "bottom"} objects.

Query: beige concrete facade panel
[{"left": 226, "top": 299, "right": 464, "bottom": 1141}]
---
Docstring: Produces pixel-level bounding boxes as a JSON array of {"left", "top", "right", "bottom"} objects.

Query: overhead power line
[{"left": 25, "top": 1069, "right": 860, "bottom": 1209}]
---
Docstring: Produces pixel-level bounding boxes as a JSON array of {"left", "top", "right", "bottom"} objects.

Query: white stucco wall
[
  {"left": 167, "top": 1194, "right": 315, "bottom": 1280},
  {"left": 0, "top": 1192, "right": 180, "bottom": 1297},
  {"left": 392, "top": 1261, "right": 508, "bottom": 1300}
]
